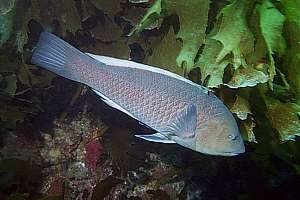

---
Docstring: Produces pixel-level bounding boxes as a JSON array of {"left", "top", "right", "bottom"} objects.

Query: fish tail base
[{"left": 31, "top": 32, "right": 100, "bottom": 82}]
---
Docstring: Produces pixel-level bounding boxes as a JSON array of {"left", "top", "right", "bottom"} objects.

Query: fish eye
[{"left": 227, "top": 134, "right": 237, "bottom": 141}]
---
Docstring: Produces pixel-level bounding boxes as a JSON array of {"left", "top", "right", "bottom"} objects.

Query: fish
[{"left": 31, "top": 32, "right": 245, "bottom": 156}]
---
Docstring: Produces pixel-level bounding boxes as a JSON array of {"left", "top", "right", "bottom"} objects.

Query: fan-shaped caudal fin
[{"left": 31, "top": 31, "right": 106, "bottom": 83}]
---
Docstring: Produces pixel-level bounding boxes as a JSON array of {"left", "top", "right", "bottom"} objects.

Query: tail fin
[{"left": 31, "top": 32, "right": 101, "bottom": 82}]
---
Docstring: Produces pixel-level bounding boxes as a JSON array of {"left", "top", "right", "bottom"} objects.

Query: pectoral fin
[
  {"left": 135, "top": 133, "right": 176, "bottom": 144},
  {"left": 163, "top": 103, "right": 197, "bottom": 138}
]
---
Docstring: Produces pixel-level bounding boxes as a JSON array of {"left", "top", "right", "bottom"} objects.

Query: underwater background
[{"left": 0, "top": 0, "right": 300, "bottom": 199}]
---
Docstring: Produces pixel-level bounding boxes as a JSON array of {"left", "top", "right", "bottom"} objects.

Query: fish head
[{"left": 194, "top": 113, "right": 245, "bottom": 156}]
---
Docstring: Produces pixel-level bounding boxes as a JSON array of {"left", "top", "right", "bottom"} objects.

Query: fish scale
[{"left": 83, "top": 65, "right": 224, "bottom": 132}]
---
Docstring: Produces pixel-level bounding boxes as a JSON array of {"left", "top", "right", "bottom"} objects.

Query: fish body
[{"left": 31, "top": 32, "right": 245, "bottom": 156}]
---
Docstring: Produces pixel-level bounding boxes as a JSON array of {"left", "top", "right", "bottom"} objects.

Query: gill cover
[{"left": 195, "top": 114, "right": 245, "bottom": 156}]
